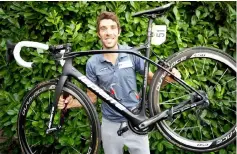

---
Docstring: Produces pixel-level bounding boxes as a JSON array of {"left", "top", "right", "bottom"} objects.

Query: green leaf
[
  {"left": 173, "top": 6, "right": 180, "bottom": 21},
  {"left": 215, "top": 70, "right": 223, "bottom": 75},
  {"left": 134, "top": 17, "right": 140, "bottom": 24},
  {"left": 198, "top": 34, "right": 204, "bottom": 43},
  {"left": 0, "top": 8, "right": 5, "bottom": 15},
  {"left": 158, "top": 142, "right": 163, "bottom": 152},
  {"left": 196, "top": 10, "right": 201, "bottom": 19},
  {"left": 216, "top": 84, "right": 221, "bottom": 92},
  {"left": 163, "top": 141, "right": 174, "bottom": 149},
  {"left": 7, "top": 110, "right": 16, "bottom": 115},
  {"left": 188, "top": 114, "right": 197, "bottom": 121},
  {"left": 117, "top": 5, "right": 126, "bottom": 13},
  {"left": 219, "top": 149, "right": 227, "bottom": 154},
  {"left": 200, "top": 110, "right": 207, "bottom": 118},
  {"left": 8, "top": 17, "right": 20, "bottom": 28},
  {"left": 191, "top": 16, "right": 197, "bottom": 25}
]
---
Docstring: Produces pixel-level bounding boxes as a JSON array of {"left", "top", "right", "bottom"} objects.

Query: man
[{"left": 58, "top": 11, "right": 180, "bottom": 154}]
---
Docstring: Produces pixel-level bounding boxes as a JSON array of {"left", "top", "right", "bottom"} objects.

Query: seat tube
[{"left": 141, "top": 18, "right": 153, "bottom": 114}]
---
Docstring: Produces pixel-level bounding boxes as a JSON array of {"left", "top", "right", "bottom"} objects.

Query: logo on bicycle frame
[{"left": 78, "top": 76, "right": 126, "bottom": 110}]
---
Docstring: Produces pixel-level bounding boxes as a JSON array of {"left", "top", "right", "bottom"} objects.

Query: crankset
[{"left": 127, "top": 120, "right": 154, "bottom": 135}]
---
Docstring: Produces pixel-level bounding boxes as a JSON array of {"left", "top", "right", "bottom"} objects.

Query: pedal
[{"left": 117, "top": 122, "right": 129, "bottom": 136}]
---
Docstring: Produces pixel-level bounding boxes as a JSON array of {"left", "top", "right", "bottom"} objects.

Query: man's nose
[{"left": 105, "top": 28, "right": 113, "bottom": 35}]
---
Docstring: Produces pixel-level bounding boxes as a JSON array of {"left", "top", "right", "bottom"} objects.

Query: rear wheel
[
  {"left": 18, "top": 79, "right": 101, "bottom": 154},
  {"left": 149, "top": 47, "right": 236, "bottom": 152}
]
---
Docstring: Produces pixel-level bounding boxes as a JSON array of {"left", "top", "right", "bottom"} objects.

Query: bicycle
[{"left": 7, "top": 2, "right": 236, "bottom": 154}]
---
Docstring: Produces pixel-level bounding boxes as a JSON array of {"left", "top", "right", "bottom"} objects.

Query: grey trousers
[{"left": 101, "top": 118, "right": 150, "bottom": 154}]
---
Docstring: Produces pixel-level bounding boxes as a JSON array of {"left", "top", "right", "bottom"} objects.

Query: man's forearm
[
  {"left": 87, "top": 89, "right": 97, "bottom": 104},
  {"left": 147, "top": 71, "right": 154, "bottom": 85}
]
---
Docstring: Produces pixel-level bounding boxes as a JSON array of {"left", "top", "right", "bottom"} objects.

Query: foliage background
[{"left": 0, "top": 1, "right": 236, "bottom": 154}]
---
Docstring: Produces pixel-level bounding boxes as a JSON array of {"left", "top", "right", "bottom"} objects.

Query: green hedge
[{"left": 0, "top": 1, "right": 236, "bottom": 154}]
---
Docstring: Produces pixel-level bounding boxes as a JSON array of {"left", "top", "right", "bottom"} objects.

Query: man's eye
[{"left": 100, "top": 27, "right": 107, "bottom": 31}]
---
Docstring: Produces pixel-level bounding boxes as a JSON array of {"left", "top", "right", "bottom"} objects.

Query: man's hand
[
  {"left": 58, "top": 95, "right": 82, "bottom": 109},
  {"left": 171, "top": 68, "right": 181, "bottom": 79},
  {"left": 164, "top": 68, "right": 181, "bottom": 83}
]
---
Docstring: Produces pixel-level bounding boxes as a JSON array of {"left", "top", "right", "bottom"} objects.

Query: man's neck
[{"left": 103, "top": 44, "right": 119, "bottom": 65}]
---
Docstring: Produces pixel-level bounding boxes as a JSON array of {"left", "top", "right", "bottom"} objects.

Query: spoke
[
  {"left": 211, "top": 62, "right": 218, "bottom": 77},
  {"left": 178, "top": 120, "right": 190, "bottom": 134},
  {"left": 30, "top": 140, "right": 40, "bottom": 148},
  {"left": 71, "top": 146, "right": 81, "bottom": 153},
  {"left": 224, "top": 101, "right": 237, "bottom": 103},
  {"left": 219, "top": 100, "right": 237, "bottom": 103},
  {"left": 209, "top": 123, "right": 215, "bottom": 139},
  {"left": 227, "top": 90, "right": 237, "bottom": 94},
  {"left": 199, "top": 126, "right": 203, "bottom": 140},
  {"left": 160, "top": 103, "right": 178, "bottom": 105},
  {"left": 173, "top": 126, "right": 178, "bottom": 131},
  {"left": 201, "top": 59, "right": 206, "bottom": 75},
  {"left": 29, "top": 102, "right": 37, "bottom": 115},
  {"left": 224, "top": 106, "right": 236, "bottom": 114},
  {"left": 210, "top": 68, "right": 228, "bottom": 92},
  {"left": 216, "top": 77, "right": 236, "bottom": 89},
  {"left": 218, "top": 115, "right": 234, "bottom": 125},
  {"left": 169, "top": 114, "right": 181, "bottom": 125},
  {"left": 225, "top": 77, "right": 236, "bottom": 84},
  {"left": 213, "top": 99, "right": 236, "bottom": 113},
  {"left": 26, "top": 119, "right": 38, "bottom": 122},
  {"left": 49, "top": 90, "right": 51, "bottom": 106},
  {"left": 217, "top": 121, "right": 225, "bottom": 132},
  {"left": 175, "top": 126, "right": 200, "bottom": 131},
  {"left": 200, "top": 59, "right": 207, "bottom": 91},
  {"left": 160, "top": 91, "right": 182, "bottom": 94},
  {"left": 193, "top": 59, "right": 198, "bottom": 75},
  {"left": 164, "top": 79, "right": 185, "bottom": 90},
  {"left": 181, "top": 63, "right": 190, "bottom": 79},
  {"left": 161, "top": 94, "right": 190, "bottom": 104}
]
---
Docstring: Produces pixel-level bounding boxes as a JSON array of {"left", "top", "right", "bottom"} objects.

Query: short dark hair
[{"left": 96, "top": 11, "right": 121, "bottom": 32}]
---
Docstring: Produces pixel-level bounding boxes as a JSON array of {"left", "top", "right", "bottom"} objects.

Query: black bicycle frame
[{"left": 46, "top": 18, "right": 206, "bottom": 133}]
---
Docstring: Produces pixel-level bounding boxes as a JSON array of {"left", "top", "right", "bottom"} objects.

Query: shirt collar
[{"left": 99, "top": 44, "right": 128, "bottom": 63}]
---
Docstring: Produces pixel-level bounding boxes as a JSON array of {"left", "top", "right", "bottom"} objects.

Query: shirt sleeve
[{"left": 86, "top": 61, "right": 98, "bottom": 84}]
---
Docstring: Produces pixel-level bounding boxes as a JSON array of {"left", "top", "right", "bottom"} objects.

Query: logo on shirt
[
  {"left": 99, "top": 67, "right": 108, "bottom": 72},
  {"left": 118, "top": 60, "right": 133, "bottom": 69}
]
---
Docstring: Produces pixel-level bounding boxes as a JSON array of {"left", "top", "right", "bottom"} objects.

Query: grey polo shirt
[{"left": 86, "top": 44, "right": 145, "bottom": 122}]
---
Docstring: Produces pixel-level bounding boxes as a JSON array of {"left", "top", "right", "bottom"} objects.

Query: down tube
[{"left": 69, "top": 66, "right": 143, "bottom": 125}]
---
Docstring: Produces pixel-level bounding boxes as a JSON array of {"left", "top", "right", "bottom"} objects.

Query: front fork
[{"left": 46, "top": 75, "right": 68, "bottom": 134}]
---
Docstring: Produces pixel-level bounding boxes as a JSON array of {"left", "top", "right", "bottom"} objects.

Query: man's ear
[
  {"left": 97, "top": 32, "right": 101, "bottom": 39},
  {"left": 118, "top": 29, "right": 121, "bottom": 36}
]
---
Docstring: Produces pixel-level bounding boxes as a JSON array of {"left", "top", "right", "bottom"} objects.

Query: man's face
[{"left": 98, "top": 19, "right": 120, "bottom": 49}]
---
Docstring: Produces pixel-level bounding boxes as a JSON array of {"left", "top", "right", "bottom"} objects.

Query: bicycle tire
[
  {"left": 149, "top": 47, "right": 236, "bottom": 152},
  {"left": 18, "top": 79, "right": 101, "bottom": 154}
]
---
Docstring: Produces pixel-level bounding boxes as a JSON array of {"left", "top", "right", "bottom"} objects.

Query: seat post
[{"left": 146, "top": 17, "right": 155, "bottom": 49}]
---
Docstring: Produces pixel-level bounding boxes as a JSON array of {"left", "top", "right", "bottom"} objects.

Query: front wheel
[
  {"left": 18, "top": 79, "right": 101, "bottom": 154},
  {"left": 149, "top": 47, "right": 236, "bottom": 152}
]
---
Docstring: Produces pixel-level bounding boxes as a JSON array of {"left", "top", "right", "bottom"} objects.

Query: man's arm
[
  {"left": 147, "top": 68, "right": 181, "bottom": 86},
  {"left": 58, "top": 89, "right": 97, "bottom": 109},
  {"left": 147, "top": 71, "right": 154, "bottom": 85},
  {"left": 87, "top": 89, "right": 97, "bottom": 104}
]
